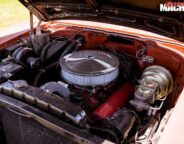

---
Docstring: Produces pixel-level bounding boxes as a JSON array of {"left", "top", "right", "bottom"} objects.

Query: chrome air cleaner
[{"left": 60, "top": 50, "right": 119, "bottom": 86}]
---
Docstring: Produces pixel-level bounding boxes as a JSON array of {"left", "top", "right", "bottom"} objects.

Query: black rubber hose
[
  {"left": 40, "top": 43, "right": 52, "bottom": 65},
  {"left": 34, "top": 39, "right": 81, "bottom": 87},
  {"left": 33, "top": 61, "right": 57, "bottom": 86},
  {"left": 61, "top": 41, "right": 78, "bottom": 57}
]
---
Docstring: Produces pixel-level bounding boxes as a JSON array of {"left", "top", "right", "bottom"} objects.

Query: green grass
[{"left": 0, "top": 0, "right": 29, "bottom": 29}]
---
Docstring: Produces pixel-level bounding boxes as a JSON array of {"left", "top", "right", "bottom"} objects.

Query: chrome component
[
  {"left": 136, "top": 42, "right": 154, "bottom": 63},
  {"left": 136, "top": 80, "right": 159, "bottom": 104},
  {"left": 0, "top": 80, "right": 87, "bottom": 127},
  {"left": 41, "top": 81, "right": 71, "bottom": 99},
  {"left": 58, "top": 81, "right": 69, "bottom": 88},
  {"left": 152, "top": 109, "right": 173, "bottom": 144},
  {"left": 135, "top": 110, "right": 173, "bottom": 144},
  {"left": 10, "top": 80, "right": 28, "bottom": 88},
  {"left": 148, "top": 94, "right": 168, "bottom": 115},
  {"left": 141, "top": 65, "right": 173, "bottom": 99},
  {"left": 130, "top": 65, "right": 173, "bottom": 113},
  {"left": 135, "top": 114, "right": 160, "bottom": 144},
  {"left": 141, "top": 55, "right": 154, "bottom": 63},
  {"left": 73, "top": 111, "right": 87, "bottom": 127},
  {"left": 60, "top": 50, "right": 119, "bottom": 86}
]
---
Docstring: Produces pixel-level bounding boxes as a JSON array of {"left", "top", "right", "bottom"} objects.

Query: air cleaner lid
[{"left": 60, "top": 50, "right": 119, "bottom": 86}]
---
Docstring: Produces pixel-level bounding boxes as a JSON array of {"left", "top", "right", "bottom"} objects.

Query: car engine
[{"left": 0, "top": 30, "right": 174, "bottom": 144}]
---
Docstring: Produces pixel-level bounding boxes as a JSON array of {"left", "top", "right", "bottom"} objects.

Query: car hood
[{"left": 19, "top": 0, "right": 184, "bottom": 42}]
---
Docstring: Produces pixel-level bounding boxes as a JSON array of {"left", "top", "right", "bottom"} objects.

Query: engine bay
[{"left": 0, "top": 25, "right": 183, "bottom": 144}]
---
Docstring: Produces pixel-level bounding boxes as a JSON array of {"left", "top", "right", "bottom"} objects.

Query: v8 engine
[{"left": 0, "top": 30, "right": 173, "bottom": 144}]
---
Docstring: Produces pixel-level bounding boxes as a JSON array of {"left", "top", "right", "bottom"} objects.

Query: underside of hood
[{"left": 19, "top": 0, "right": 184, "bottom": 42}]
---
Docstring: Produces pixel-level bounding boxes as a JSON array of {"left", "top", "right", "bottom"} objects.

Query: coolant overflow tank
[{"left": 60, "top": 50, "right": 119, "bottom": 87}]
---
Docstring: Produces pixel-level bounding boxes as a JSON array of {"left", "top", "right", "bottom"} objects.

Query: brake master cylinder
[{"left": 130, "top": 65, "right": 173, "bottom": 112}]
